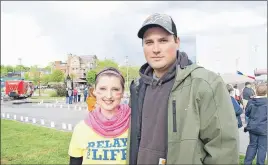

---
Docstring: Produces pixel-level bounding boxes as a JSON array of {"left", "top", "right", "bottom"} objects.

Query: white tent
[{"left": 220, "top": 73, "right": 255, "bottom": 84}]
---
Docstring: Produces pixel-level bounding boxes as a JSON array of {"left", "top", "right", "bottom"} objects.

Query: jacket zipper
[{"left": 172, "top": 99, "right": 177, "bottom": 132}]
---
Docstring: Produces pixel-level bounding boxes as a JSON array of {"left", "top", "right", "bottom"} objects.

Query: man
[
  {"left": 233, "top": 84, "right": 243, "bottom": 106},
  {"left": 127, "top": 13, "right": 239, "bottom": 164},
  {"left": 242, "top": 82, "right": 255, "bottom": 101},
  {"left": 242, "top": 82, "right": 256, "bottom": 124}
]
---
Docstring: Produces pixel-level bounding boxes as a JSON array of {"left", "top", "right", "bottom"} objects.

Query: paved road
[
  {"left": 1, "top": 100, "right": 249, "bottom": 154},
  {"left": 1, "top": 101, "right": 88, "bottom": 131}
]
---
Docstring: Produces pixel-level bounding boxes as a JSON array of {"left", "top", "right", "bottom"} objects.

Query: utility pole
[{"left": 18, "top": 58, "right": 22, "bottom": 79}]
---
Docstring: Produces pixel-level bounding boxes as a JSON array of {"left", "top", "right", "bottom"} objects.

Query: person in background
[
  {"left": 234, "top": 84, "right": 243, "bottom": 105},
  {"left": 227, "top": 84, "right": 243, "bottom": 129},
  {"left": 66, "top": 88, "right": 69, "bottom": 104},
  {"left": 243, "top": 82, "right": 256, "bottom": 102},
  {"left": 68, "top": 67, "right": 130, "bottom": 165},
  {"left": 83, "top": 87, "right": 88, "bottom": 102},
  {"left": 73, "top": 88, "right": 78, "bottom": 103},
  {"left": 242, "top": 82, "right": 256, "bottom": 124},
  {"left": 244, "top": 83, "right": 267, "bottom": 165},
  {"left": 68, "top": 89, "right": 73, "bottom": 104},
  {"left": 77, "top": 88, "right": 81, "bottom": 102}
]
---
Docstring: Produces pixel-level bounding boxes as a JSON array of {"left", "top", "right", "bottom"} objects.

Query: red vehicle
[{"left": 5, "top": 80, "right": 34, "bottom": 99}]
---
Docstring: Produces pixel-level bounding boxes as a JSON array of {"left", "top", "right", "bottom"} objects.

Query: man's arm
[
  {"left": 198, "top": 77, "right": 239, "bottom": 164},
  {"left": 231, "top": 97, "right": 243, "bottom": 116}
]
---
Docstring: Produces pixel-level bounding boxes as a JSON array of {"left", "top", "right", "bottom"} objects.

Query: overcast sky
[{"left": 1, "top": 1, "right": 267, "bottom": 67}]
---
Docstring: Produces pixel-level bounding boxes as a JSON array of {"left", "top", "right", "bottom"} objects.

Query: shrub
[{"left": 53, "top": 84, "right": 66, "bottom": 97}]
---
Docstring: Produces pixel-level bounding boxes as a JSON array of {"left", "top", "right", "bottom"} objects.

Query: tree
[
  {"left": 50, "top": 69, "right": 64, "bottom": 82},
  {"left": 94, "top": 59, "right": 119, "bottom": 73},
  {"left": 70, "top": 73, "right": 76, "bottom": 80},
  {"left": 5, "top": 65, "right": 14, "bottom": 73},
  {"left": 119, "top": 65, "right": 140, "bottom": 83},
  {"left": 44, "top": 62, "right": 53, "bottom": 73},
  {"left": 0, "top": 65, "right": 8, "bottom": 77},
  {"left": 23, "top": 72, "right": 31, "bottom": 80},
  {"left": 41, "top": 74, "right": 51, "bottom": 85},
  {"left": 14, "top": 65, "right": 28, "bottom": 72},
  {"left": 86, "top": 70, "right": 97, "bottom": 85}
]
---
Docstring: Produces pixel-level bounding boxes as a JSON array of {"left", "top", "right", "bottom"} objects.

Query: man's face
[{"left": 143, "top": 27, "right": 179, "bottom": 72}]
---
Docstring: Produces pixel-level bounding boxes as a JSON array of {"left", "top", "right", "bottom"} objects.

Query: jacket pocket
[{"left": 172, "top": 99, "right": 177, "bottom": 132}]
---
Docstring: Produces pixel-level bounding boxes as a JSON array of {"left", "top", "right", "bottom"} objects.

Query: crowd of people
[
  {"left": 67, "top": 13, "right": 267, "bottom": 165},
  {"left": 65, "top": 87, "right": 88, "bottom": 104},
  {"left": 227, "top": 82, "right": 267, "bottom": 165}
]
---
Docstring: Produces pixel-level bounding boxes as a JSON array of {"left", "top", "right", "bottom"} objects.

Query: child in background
[{"left": 244, "top": 83, "right": 267, "bottom": 165}]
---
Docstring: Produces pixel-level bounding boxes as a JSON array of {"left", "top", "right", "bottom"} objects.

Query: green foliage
[
  {"left": 5, "top": 65, "right": 14, "bottom": 73},
  {"left": 41, "top": 74, "right": 50, "bottom": 85},
  {"left": 94, "top": 59, "right": 119, "bottom": 73},
  {"left": 86, "top": 70, "right": 97, "bottom": 85},
  {"left": 23, "top": 72, "right": 30, "bottom": 80},
  {"left": 53, "top": 84, "right": 66, "bottom": 97},
  {"left": 14, "top": 65, "right": 29, "bottom": 72},
  {"left": 48, "top": 90, "right": 58, "bottom": 97},
  {"left": 1, "top": 65, "right": 8, "bottom": 77},
  {"left": 50, "top": 69, "right": 64, "bottom": 82}
]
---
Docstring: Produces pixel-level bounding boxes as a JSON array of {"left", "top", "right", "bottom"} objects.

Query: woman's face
[{"left": 93, "top": 76, "right": 123, "bottom": 112}]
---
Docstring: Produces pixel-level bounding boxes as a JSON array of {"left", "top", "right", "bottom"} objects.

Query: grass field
[
  {"left": 0, "top": 119, "right": 257, "bottom": 164},
  {"left": 1, "top": 119, "right": 72, "bottom": 164}
]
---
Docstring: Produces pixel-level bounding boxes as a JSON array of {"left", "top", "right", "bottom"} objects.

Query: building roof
[{"left": 79, "top": 55, "right": 97, "bottom": 61}]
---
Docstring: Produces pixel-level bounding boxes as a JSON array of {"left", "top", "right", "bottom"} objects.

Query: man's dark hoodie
[{"left": 136, "top": 50, "right": 192, "bottom": 164}]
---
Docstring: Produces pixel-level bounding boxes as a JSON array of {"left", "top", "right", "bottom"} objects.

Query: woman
[
  {"left": 226, "top": 84, "right": 243, "bottom": 128},
  {"left": 68, "top": 67, "right": 131, "bottom": 165}
]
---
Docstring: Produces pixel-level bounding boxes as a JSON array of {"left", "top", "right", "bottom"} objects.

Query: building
[
  {"left": 53, "top": 54, "right": 98, "bottom": 87},
  {"left": 53, "top": 61, "right": 67, "bottom": 74}
]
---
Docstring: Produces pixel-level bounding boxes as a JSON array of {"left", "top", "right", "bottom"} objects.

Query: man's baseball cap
[{"left": 137, "top": 13, "right": 177, "bottom": 39}]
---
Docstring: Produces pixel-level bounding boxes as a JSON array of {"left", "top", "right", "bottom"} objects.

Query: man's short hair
[
  {"left": 226, "top": 84, "right": 234, "bottom": 93},
  {"left": 256, "top": 83, "right": 267, "bottom": 96}
]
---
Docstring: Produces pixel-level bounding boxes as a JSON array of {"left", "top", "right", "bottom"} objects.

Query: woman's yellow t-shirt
[{"left": 68, "top": 120, "right": 128, "bottom": 164}]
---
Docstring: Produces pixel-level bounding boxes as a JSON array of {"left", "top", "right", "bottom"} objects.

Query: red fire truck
[{"left": 5, "top": 80, "right": 34, "bottom": 99}]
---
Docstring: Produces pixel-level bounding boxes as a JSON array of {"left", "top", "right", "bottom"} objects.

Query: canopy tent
[{"left": 220, "top": 73, "right": 255, "bottom": 84}]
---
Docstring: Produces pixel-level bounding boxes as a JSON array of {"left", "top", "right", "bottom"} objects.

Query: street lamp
[
  {"left": 125, "top": 56, "right": 129, "bottom": 88},
  {"left": 66, "top": 74, "right": 72, "bottom": 90}
]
